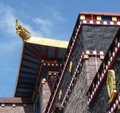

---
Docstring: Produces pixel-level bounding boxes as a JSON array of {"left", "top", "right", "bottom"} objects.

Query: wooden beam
[
  {"left": 33, "top": 44, "right": 43, "bottom": 58},
  {"left": 0, "top": 98, "right": 33, "bottom": 104},
  {"left": 21, "top": 65, "right": 39, "bottom": 70},
  {"left": 20, "top": 70, "right": 37, "bottom": 75},
  {"left": 25, "top": 45, "right": 40, "bottom": 59}
]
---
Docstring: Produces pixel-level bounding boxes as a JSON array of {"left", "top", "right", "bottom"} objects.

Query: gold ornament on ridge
[{"left": 16, "top": 19, "right": 31, "bottom": 41}]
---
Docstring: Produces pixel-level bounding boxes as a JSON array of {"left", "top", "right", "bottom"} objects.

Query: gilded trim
[{"left": 25, "top": 36, "right": 68, "bottom": 48}]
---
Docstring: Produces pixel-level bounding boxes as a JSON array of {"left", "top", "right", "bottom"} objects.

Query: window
[{"left": 102, "top": 16, "right": 112, "bottom": 21}]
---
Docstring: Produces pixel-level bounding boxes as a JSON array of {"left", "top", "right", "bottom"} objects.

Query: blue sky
[{"left": 0, "top": 0, "right": 120, "bottom": 97}]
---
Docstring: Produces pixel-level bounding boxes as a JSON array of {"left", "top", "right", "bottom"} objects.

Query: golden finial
[{"left": 16, "top": 19, "right": 31, "bottom": 41}]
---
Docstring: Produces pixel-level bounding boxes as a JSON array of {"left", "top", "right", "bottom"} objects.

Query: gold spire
[{"left": 16, "top": 19, "right": 31, "bottom": 41}]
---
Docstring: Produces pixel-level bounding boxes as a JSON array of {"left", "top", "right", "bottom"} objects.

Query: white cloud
[
  {"left": 0, "top": 3, "right": 21, "bottom": 54},
  {"left": 0, "top": 3, "right": 43, "bottom": 37},
  {"left": 0, "top": 3, "right": 66, "bottom": 52},
  {"left": 47, "top": 7, "right": 65, "bottom": 22},
  {"left": 0, "top": 3, "right": 16, "bottom": 36},
  {"left": 0, "top": 3, "right": 44, "bottom": 53},
  {"left": 32, "top": 7, "right": 65, "bottom": 38},
  {"left": 33, "top": 6, "right": 65, "bottom": 37},
  {"left": 34, "top": 18, "right": 53, "bottom": 28},
  {"left": 33, "top": 18, "right": 53, "bottom": 36},
  {"left": 0, "top": 39, "right": 21, "bottom": 53},
  {"left": 33, "top": 8, "right": 65, "bottom": 37}
]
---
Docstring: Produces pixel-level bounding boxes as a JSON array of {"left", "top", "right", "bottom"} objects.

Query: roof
[
  {"left": 14, "top": 20, "right": 68, "bottom": 98},
  {"left": 14, "top": 37, "right": 68, "bottom": 98}
]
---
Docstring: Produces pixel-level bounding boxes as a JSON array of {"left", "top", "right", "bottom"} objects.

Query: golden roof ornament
[
  {"left": 106, "top": 70, "right": 117, "bottom": 104},
  {"left": 16, "top": 19, "right": 31, "bottom": 41},
  {"left": 15, "top": 19, "right": 68, "bottom": 48}
]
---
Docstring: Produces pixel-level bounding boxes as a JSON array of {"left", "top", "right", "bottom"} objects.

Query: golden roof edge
[{"left": 25, "top": 36, "right": 69, "bottom": 48}]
